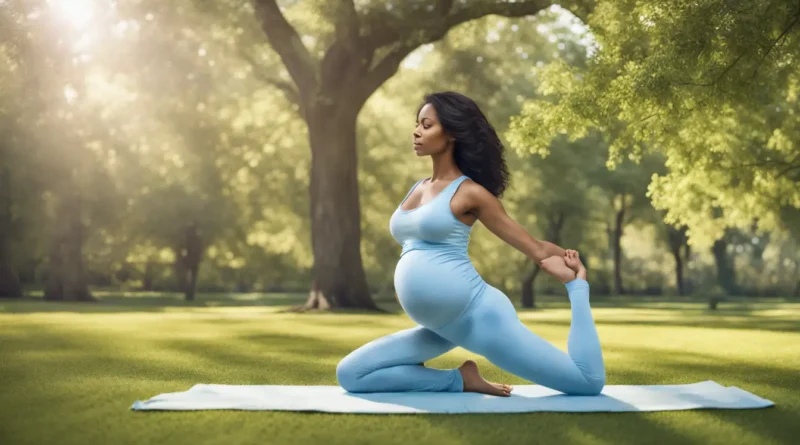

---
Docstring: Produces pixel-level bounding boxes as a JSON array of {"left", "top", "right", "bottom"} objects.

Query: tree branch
[
  {"left": 365, "top": 0, "right": 553, "bottom": 50},
  {"left": 675, "top": 4, "right": 800, "bottom": 87},
  {"left": 730, "top": 151, "right": 800, "bottom": 179},
  {"left": 674, "top": 50, "right": 749, "bottom": 87},
  {"left": 751, "top": 7, "right": 800, "bottom": 79},
  {"left": 355, "top": 42, "right": 418, "bottom": 104},
  {"left": 238, "top": 49, "right": 301, "bottom": 106},
  {"left": 333, "top": 0, "right": 360, "bottom": 47},
  {"left": 777, "top": 152, "right": 800, "bottom": 179},
  {"left": 319, "top": 1, "right": 365, "bottom": 93},
  {"left": 264, "top": 77, "right": 301, "bottom": 105},
  {"left": 357, "top": 0, "right": 555, "bottom": 102},
  {"left": 252, "top": 0, "right": 318, "bottom": 97},
  {"left": 435, "top": 0, "right": 455, "bottom": 16}
]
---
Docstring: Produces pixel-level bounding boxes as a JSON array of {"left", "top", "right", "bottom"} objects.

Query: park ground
[{"left": 1, "top": 292, "right": 798, "bottom": 445}]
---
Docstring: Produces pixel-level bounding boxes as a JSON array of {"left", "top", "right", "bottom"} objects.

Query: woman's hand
[{"left": 538, "top": 255, "right": 577, "bottom": 284}]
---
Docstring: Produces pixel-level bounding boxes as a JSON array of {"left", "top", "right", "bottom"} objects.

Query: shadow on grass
[
  {"left": 0, "top": 324, "right": 212, "bottom": 386},
  {"left": 0, "top": 294, "right": 306, "bottom": 313},
  {"left": 605, "top": 345, "right": 794, "bottom": 444},
  {"left": 161, "top": 332, "right": 348, "bottom": 384},
  {"left": 611, "top": 345, "right": 795, "bottom": 392},
  {"left": 1, "top": 324, "right": 346, "bottom": 405},
  {"left": 0, "top": 293, "right": 408, "bottom": 315}
]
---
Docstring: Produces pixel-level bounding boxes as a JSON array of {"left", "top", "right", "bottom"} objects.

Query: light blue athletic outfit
[{"left": 336, "top": 175, "right": 606, "bottom": 395}]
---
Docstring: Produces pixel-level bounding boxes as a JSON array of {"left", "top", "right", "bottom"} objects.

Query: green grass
[{"left": 1, "top": 293, "right": 798, "bottom": 445}]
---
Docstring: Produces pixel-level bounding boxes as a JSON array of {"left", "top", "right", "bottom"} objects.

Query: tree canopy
[{"left": 508, "top": 0, "right": 800, "bottom": 248}]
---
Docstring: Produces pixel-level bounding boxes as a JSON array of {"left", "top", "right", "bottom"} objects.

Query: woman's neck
[{"left": 429, "top": 149, "right": 461, "bottom": 181}]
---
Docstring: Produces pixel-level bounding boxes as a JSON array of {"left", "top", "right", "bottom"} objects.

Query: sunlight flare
[{"left": 48, "top": 0, "right": 94, "bottom": 29}]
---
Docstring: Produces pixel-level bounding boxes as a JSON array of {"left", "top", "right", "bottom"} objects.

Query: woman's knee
[
  {"left": 335, "top": 355, "right": 360, "bottom": 392},
  {"left": 591, "top": 373, "right": 607, "bottom": 394},
  {"left": 585, "top": 376, "right": 606, "bottom": 396},
  {"left": 566, "top": 375, "right": 605, "bottom": 396}
]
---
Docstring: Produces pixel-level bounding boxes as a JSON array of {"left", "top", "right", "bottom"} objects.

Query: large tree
[{"left": 252, "top": 0, "right": 594, "bottom": 310}]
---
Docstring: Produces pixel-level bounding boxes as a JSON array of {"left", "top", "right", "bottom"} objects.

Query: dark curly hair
[{"left": 418, "top": 92, "right": 510, "bottom": 197}]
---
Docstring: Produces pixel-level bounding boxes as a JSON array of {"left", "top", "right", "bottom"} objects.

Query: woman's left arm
[{"left": 468, "top": 184, "right": 566, "bottom": 262}]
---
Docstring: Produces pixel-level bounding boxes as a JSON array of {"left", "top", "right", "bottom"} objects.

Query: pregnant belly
[{"left": 394, "top": 249, "right": 486, "bottom": 329}]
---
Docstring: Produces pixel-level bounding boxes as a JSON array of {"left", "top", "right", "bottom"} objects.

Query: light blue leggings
[{"left": 336, "top": 279, "right": 605, "bottom": 395}]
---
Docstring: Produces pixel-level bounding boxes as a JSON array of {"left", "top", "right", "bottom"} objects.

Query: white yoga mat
[{"left": 131, "top": 380, "right": 773, "bottom": 413}]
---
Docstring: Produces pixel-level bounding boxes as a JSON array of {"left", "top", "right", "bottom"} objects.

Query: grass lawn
[{"left": 1, "top": 292, "right": 798, "bottom": 445}]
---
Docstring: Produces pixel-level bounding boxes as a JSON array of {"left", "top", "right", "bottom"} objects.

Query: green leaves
[{"left": 509, "top": 0, "right": 800, "bottom": 247}]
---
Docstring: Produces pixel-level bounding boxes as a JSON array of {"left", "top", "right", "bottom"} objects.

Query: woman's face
[{"left": 413, "top": 103, "right": 452, "bottom": 157}]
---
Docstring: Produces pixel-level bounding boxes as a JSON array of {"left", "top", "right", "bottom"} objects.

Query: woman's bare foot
[
  {"left": 458, "top": 360, "right": 512, "bottom": 397},
  {"left": 538, "top": 255, "right": 577, "bottom": 284},
  {"left": 564, "top": 249, "right": 587, "bottom": 280}
]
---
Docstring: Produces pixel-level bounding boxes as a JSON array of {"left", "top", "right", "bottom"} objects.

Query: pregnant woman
[{"left": 336, "top": 92, "right": 605, "bottom": 397}]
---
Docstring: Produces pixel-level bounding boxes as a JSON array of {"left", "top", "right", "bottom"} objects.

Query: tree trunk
[
  {"left": 612, "top": 194, "right": 626, "bottom": 295},
  {"left": 684, "top": 242, "right": 692, "bottom": 294},
  {"left": 43, "top": 184, "right": 93, "bottom": 301},
  {"left": 142, "top": 260, "right": 154, "bottom": 291},
  {"left": 185, "top": 270, "right": 198, "bottom": 301},
  {"left": 173, "top": 252, "right": 188, "bottom": 294},
  {"left": 297, "top": 98, "right": 378, "bottom": 311},
  {"left": 712, "top": 232, "right": 738, "bottom": 295},
  {"left": 184, "top": 224, "right": 202, "bottom": 301},
  {"left": 667, "top": 225, "right": 688, "bottom": 296},
  {"left": 186, "top": 260, "right": 200, "bottom": 302},
  {"left": 674, "top": 250, "right": 684, "bottom": 296},
  {"left": 521, "top": 266, "right": 541, "bottom": 309},
  {"left": 0, "top": 163, "right": 22, "bottom": 298},
  {"left": 173, "top": 224, "right": 203, "bottom": 301},
  {"left": 0, "top": 253, "right": 20, "bottom": 298}
]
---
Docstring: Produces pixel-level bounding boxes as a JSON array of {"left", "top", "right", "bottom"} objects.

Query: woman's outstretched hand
[
  {"left": 538, "top": 255, "right": 577, "bottom": 284},
  {"left": 539, "top": 250, "right": 588, "bottom": 283}
]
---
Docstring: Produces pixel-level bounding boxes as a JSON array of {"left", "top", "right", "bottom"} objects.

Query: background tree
[
  {"left": 663, "top": 223, "right": 691, "bottom": 296},
  {"left": 508, "top": 0, "right": 800, "bottom": 250}
]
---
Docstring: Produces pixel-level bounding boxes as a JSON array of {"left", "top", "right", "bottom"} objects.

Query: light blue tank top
[{"left": 389, "top": 175, "right": 472, "bottom": 257}]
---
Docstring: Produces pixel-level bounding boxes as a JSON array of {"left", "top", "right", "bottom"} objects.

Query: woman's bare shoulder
[
  {"left": 457, "top": 179, "right": 500, "bottom": 213},
  {"left": 460, "top": 178, "right": 495, "bottom": 199}
]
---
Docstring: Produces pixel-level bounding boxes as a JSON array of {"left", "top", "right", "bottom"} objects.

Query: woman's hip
[{"left": 433, "top": 284, "right": 520, "bottom": 343}]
